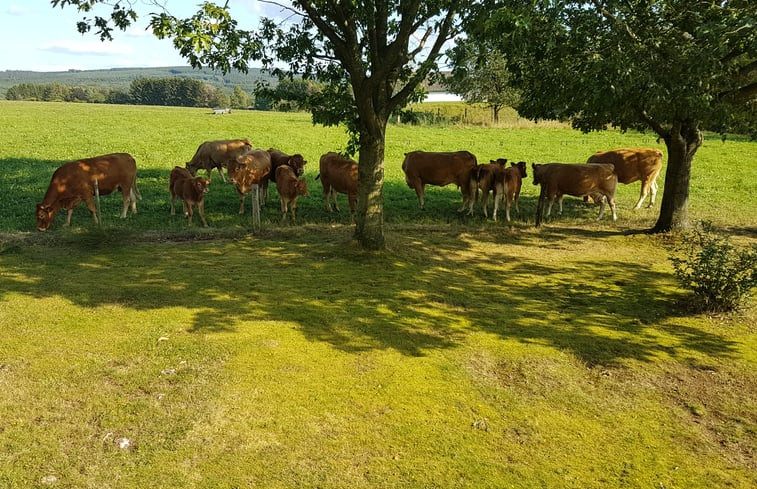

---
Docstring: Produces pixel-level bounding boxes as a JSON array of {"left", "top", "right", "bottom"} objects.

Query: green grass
[{"left": 0, "top": 101, "right": 755, "bottom": 488}]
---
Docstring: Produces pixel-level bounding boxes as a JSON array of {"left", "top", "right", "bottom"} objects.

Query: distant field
[
  {"left": 0, "top": 101, "right": 755, "bottom": 489},
  {"left": 0, "top": 100, "right": 754, "bottom": 234}
]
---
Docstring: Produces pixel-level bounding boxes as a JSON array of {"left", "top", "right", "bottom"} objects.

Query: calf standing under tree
[{"left": 316, "top": 152, "right": 359, "bottom": 224}]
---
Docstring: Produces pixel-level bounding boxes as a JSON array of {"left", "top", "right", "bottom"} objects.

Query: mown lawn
[{"left": 0, "top": 101, "right": 755, "bottom": 488}]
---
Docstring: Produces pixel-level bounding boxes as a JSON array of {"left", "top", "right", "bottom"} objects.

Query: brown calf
[
  {"left": 36, "top": 153, "right": 140, "bottom": 231},
  {"left": 532, "top": 163, "right": 618, "bottom": 225},
  {"left": 316, "top": 152, "right": 358, "bottom": 224},
  {"left": 587, "top": 147, "right": 663, "bottom": 208},
  {"left": 227, "top": 149, "right": 272, "bottom": 214},
  {"left": 491, "top": 161, "right": 527, "bottom": 222},
  {"left": 169, "top": 166, "right": 210, "bottom": 227},
  {"left": 401, "top": 150, "right": 478, "bottom": 213},
  {"left": 275, "top": 166, "right": 309, "bottom": 223},
  {"left": 475, "top": 159, "right": 508, "bottom": 217}
]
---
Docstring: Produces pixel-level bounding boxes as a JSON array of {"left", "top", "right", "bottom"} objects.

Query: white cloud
[
  {"left": 40, "top": 40, "right": 134, "bottom": 57},
  {"left": 6, "top": 4, "right": 31, "bottom": 16}
]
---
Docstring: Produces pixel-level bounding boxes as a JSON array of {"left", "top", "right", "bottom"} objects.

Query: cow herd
[{"left": 34, "top": 140, "right": 664, "bottom": 231}]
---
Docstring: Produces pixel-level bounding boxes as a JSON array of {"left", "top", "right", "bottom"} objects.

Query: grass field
[{"left": 0, "top": 101, "right": 755, "bottom": 488}]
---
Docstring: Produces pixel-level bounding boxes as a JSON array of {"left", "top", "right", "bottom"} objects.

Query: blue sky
[{"left": 0, "top": 1, "right": 276, "bottom": 72}]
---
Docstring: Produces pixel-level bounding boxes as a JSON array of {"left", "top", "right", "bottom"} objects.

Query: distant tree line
[{"left": 5, "top": 76, "right": 323, "bottom": 113}]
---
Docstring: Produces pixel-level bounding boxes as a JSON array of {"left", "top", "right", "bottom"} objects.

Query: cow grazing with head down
[
  {"left": 532, "top": 162, "right": 618, "bottom": 226},
  {"left": 275, "top": 165, "right": 309, "bottom": 223},
  {"left": 401, "top": 150, "right": 478, "bottom": 213},
  {"left": 316, "top": 152, "right": 358, "bottom": 224},
  {"left": 169, "top": 166, "right": 210, "bottom": 227},
  {"left": 587, "top": 147, "right": 663, "bottom": 208},
  {"left": 36, "top": 153, "right": 140, "bottom": 231},
  {"left": 186, "top": 138, "right": 252, "bottom": 183}
]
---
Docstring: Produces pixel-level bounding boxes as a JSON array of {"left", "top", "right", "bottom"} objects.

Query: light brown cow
[
  {"left": 228, "top": 149, "right": 272, "bottom": 214},
  {"left": 316, "top": 152, "right": 358, "bottom": 224},
  {"left": 401, "top": 150, "right": 478, "bottom": 213},
  {"left": 275, "top": 165, "right": 309, "bottom": 223},
  {"left": 186, "top": 138, "right": 252, "bottom": 183},
  {"left": 474, "top": 159, "right": 508, "bottom": 217},
  {"left": 169, "top": 166, "right": 210, "bottom": 227},
  {"left": 532, "top": 163, "right": 618, "bottom": 225},
  {"left": 587, "top": 147, "right": 663, "bottom": 208},
  {"left": 491, "top": 160, "right": 527, "bottom": 222},
  {"left": 36, "top": 153, "right": 140, "bottom": 231},
  {"left": 228, "top": 149, "right": 272, "bottom": 229}
]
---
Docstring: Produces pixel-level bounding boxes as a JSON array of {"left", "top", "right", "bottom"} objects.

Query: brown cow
[
  {"left": 316, "top": 152, "right": 358, "bottom": 224},
  {"left": 474, "top": 159, "right": 508, "bottom": 218},
  {"left": 402, "top": 150, "right": 478, "bottom": 213},
  {"left": 491, "top": 160, "right": 527, "bottom": 222},
  {"left": 587, "top": 147, "right": 663, "bottom": 208},
  {"left": 228, "top": 149, "right": 272, "bottom": 229},
  {"left": 36, "top": 153, "right": 140, "bottom": 231},
  {"left": 267, "top": 148, "right": 307, "bottom": 181},
  {"left": 169, "top": 166, "right": 210, "bottom": 227},
  {"left": 532, "top": 163, "right": 618, "bottom": 224},
  {"left": 186, "top": 138, "right": 252, "bottom": 183},
  {"left": 275, "top": 165, "right": 309, "bottom": 223}
]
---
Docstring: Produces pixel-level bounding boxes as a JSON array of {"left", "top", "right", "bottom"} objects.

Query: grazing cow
[
  {"left": 491, "top": 160, "right": 527, "bottom": 222},
  {"left": 228, "top": 149, "right": 272, "bottom": 229},
  {"left": 186, "top": 138, "right": 252, "bottom": 183},
  {"left": 275, "top": 166, "right": 309, "bottom": 223},
  {"left": 36, "top": 153, "right": 140, "bottom": 231},
  {"left": 587, "top": 147, "right": 663, "bottom": 208},
  {"left": 169, "top": 167, "right": 210, "bottom": 227},
  {"left": 267, "top": 148, "right": 307, "bottom": 181},
  {"left": 474, "top": 159, "right": 508, "bottom": 218},
  {"left": 532, "top": 162, "right": 618, "bottom": 225},
  {"left": 315, "top": 152, "right": 358, "bottom": 224},
  {"left": 401, "top": 150, "right": 478, "bottom": 213}
]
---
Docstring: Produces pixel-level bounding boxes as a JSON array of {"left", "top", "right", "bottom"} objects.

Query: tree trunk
[
  {"left": 652, "top": 123, "right": 703, "bottom": 233},
  {"left": 492, "top": 105, "right": 500, "bottom": 124},
  {"left": 354, "top": 126, "right": 386, "bottom": 250}
]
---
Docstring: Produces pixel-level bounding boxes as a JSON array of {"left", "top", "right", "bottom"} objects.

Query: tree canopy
[
  {"left": 467, "top": 0, "right": 756, "bottom": 231},
  {"left": 53, "top": 0, "right": 466, "bottom": 249}
]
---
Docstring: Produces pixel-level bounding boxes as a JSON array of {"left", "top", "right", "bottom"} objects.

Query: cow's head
[
  {"left": 35, "top": 204, "right": 56, "bottom": 231},
  {"left": 490, "top": 158, "right": 508, "bottom": 167},
  {"left": 512, "top": 161, "right": 527, "bottom": 178},
  {"left": 195, "top": 178, "right": 210, "bottom": 194},
  {"left": 288, "top": 154, "right": 307, "bottom": 177},
  {"left": 185, "top": 161, "right": 199, "bottom": 176}
]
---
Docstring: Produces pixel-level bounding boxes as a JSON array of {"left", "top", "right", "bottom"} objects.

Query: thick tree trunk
[
  {"left": 354, "top": 127, "right": 386, "bottom": 250},
  {"left": 652, "top": 123, "right": 703, "bottom": 233}
]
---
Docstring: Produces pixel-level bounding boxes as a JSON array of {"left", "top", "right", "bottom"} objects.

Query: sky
[{"left": 0, "top": 0, "right": 282, "bottom": 72}]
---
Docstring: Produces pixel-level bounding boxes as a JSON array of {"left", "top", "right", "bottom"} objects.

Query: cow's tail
[{"left": 315, "top": 173, "right": 321, "bottom": 180}]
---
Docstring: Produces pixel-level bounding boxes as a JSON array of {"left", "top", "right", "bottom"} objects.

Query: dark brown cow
[
  {"left": 316, "top": 152, "right": 358, "bottom": 224},
  {"left": 36, "top": 153, "right": 140, "bottom": 231},
  {"left": 587, "top": 147, "right": 663, "bottom": 208},
  {"left": 169, "top": 166, "right": 210, "bottom": 227},
  {"left": 275, "top": 165, "right": 309, "bottom": 223},
  {"left": 401, "top": 150, "right": 478, "bottom": 213},
  {"left": 186, "top": 138, "right": 252, "bottom": 183},
  {"left": 532, "top": 163, "right": 618, "bottom": 225},
  {"left": 267, "top": 148, "right": 307, "bottom": 181},
  {"left": 491, "top": 160, "right": 527, "bottom": 222}
]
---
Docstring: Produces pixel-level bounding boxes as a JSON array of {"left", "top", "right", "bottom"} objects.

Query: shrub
[{"left": 669, "top": 223, "right": 757, "bottom": 313}]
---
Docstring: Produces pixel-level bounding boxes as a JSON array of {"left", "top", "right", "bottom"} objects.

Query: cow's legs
[
  {"left": 414, "top": 183, "right": 425, "bottom": 209},
  {"left": 280, "top": 198, "right": 288, "bottom": 223},
  {"left": 186, "top": 203, "right": 194, "bottom": 225},
  {"left": 238, "top": 191, "right": 246, "bottom": 214},
  {"left": 84, "top": 198, "right": 99, "bottom": 224},
  {"left": 197, "top": 201, "right": 208, "bottom": 227},
  {"left": 331, "top": 188, "right": 341, "bottom": 212},
  {"left": 648, "top": 180, "right": 659, "bottom": 207}
]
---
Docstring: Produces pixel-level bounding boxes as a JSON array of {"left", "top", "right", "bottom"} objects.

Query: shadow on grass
[{"left": 0, "top": 222, "right": 739, "bottom": 366}]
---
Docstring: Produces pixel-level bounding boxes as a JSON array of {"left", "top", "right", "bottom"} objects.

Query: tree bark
[
  {"left": 354, "top": 124, "right": 386, "bottom": 250},
  {"left": 652, "top": 123, "right": 703, "bottom": 233}
]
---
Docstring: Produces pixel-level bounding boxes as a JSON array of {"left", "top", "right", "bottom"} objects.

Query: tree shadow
[{"left": 0, "top": 224, "right": 739, "bottom": 366}]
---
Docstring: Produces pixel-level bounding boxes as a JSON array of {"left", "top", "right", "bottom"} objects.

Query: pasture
[{"left": 0, "top": 101, "right": 755, "bottom": 488}]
